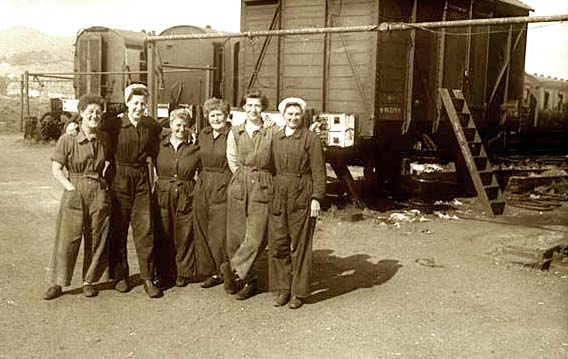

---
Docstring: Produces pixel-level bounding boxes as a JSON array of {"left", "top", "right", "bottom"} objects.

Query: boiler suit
[
  {"left": 226, "top": 123, "right": 275, "bottom": 282},
  {"left": 268, "top": 126, "right": 326, "bottom": 298},
  {"left": 193, "top": 126, "right": 232, "bottom": 277},
  {"left": 154, "top": 136, "right": 214, "bottom": 281},
  {"left": 49, "top": 130, "right": 112, "bottom": 287},
  {"left": 105, "top": 114, "right": 162, "bottom": 281}
]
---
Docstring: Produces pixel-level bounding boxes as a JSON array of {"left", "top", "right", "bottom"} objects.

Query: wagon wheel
[{"left": 37, "top": 112, "right": 63, "bottom": 141}]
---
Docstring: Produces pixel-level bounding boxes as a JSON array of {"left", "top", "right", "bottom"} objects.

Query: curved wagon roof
[{"left": 75, "top": 26, "right": 147, "bottom": 46}]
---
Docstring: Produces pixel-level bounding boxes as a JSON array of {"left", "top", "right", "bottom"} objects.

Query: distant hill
[
  {"left": 0, "top": 26, "right": 73, "bottom": 64},
  {"left": 0, "top": 27, "right": 74, "bottom": 97}
]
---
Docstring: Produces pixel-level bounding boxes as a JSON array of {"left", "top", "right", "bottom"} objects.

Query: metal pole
[
  {"left": 28, "top": 69, "right": 202, "bottom": 77},
  {"left": 147, "top": 14, "right": 568, "bottom": 42},
  {"left": 160, "top": 64, "right": 216, "bottom": 71}
]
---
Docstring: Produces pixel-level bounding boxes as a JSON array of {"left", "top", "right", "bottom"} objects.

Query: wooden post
[
  {"left": 504, "top": 25, "right": 513, "bottom": 103},
  {"left": 276, "top": 0, "right": 282, "bottom": 105},
  {"left": 20, "top": 74, "right": 24, "bottom": 132},
  {"left": 147, "top": 41, "right": 157, "bottom": 118},
  {"left": 24, "top": 71, "right": 30, "bottom": 118},
  {"left": 464, "top": 0, "right": 473, "bottom": 85},
  {"left": 322, "top": 0, "right": 329, "bottom": 112},
  {"left": 433, "top": 0, "right": 448, "bottom": 133},
  {"left": 403, "top": 0, "right": 417, "bottom": 134}
]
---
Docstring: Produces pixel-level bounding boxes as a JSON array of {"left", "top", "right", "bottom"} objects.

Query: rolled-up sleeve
[
  {"left": 226, "top": 129, "right": 238, "bottom": 173},
  {"left": 51, "top": 135, "right": 69, "bottom": 166},
  {"left": 308, "top": 132, "right": 326, "bottom": 201}
]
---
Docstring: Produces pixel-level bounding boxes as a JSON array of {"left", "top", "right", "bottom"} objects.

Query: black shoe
[
  {"left": 201, "top": 275, "right": 223, "bottom": 289},
  {"left": 235, "top": 281, "right": 258, "bottom": 301},
  {"left": 83, "top": 284, "right": 98, "bottom": 298},
  {"left": 274, "top": 292, "right": 290, "bottom": 307},
  {"left": 143, "top": 280, "right": 163, "bottom": 298},
  {"left": 43, "top": 285, "right": 62, "bottom": 300},
  {"left": 221, "top": 262, "right": 239, "bottom": 294},
  {"left": 289, "top": 296, "right": 304, "bottom": 309},
  {"left": 175, "top": 276, "right": 191, "bottom": 287},
  {"left": 115, "top": 279, "right": 130, "bottom": 293}
]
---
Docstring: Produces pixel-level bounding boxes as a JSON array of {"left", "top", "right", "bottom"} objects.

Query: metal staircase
[{"left": 439, "top": 88, "right": 506, "bottom": 216}]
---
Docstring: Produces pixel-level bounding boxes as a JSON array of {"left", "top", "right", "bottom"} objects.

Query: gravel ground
[{"left": 0, "top": 134, "right": 567, "bottom": 359}]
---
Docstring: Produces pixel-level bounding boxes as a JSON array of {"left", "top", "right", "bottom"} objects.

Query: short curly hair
[
  {"left": 77, "top": 94, "right": 105, "bottom": 113},
  {"left": 169, "top": 108, "right": 194, "bottom": 127},
  {"left": 203, "top": 97, "right": 230, "bottom": 117},
  {"left": 240, "top": 90, "right": 269, "bottom": 111}
]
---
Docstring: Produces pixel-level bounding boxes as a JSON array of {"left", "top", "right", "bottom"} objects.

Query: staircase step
[
  {"left": 474, "top": 156, "right": 488, "bottom": 171},
  {"left": 484, "top": 185, "right": 501, "bottom": 200},
  {"left": 468, "top": 142, "right": 482, "bottom": 156},
  {"left": 478, "top": 170, "right": 494, "bottom": 186},
  {"left": 490, "top": 200, "right": 506, "bottom": 215},
  {"left": 452, "top": 98, "right": 465, "bottom": 112},
  {"left": 459, "top": 113, "right": 471, "bottom": 127},
  {"left": 463, "top": 128, "right": 476, "bottom": 142}
]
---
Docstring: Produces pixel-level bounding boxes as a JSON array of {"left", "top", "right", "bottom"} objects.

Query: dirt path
[{"left": 0, "top": 134, "right": 567, "bottom": 359}]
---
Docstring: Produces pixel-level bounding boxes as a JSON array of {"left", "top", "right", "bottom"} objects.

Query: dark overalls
[
  {"left": 105, "top": 114, "right": 162, "bottom": 281},
  {"left": 268, "top": 127, "right": 326, "bottom": 298},
  {"left": 154, "top": 136, "right": 214, "bottom": 280},
  {"left": 49, "top": 130, "right": 112, "bottom": 287},
  {"left": 226, "top": 124, "right": 275, "bottom": 281},
  {"left": 193, "top": 126, "right": 232, "bottom": 276}
]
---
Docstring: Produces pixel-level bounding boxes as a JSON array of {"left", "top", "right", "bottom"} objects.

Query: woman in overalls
[
  {"left": 193, "top": 98, "right": 232, "bottom": 289},
  {"left": 43, "top": 94, "right": 112, "bottom": 300},
  {"left": 268, "top": 97, "right": 326, "bottom": 309},
  {"left": 154, "top": 109, "right": 214, "bottom": 287}
]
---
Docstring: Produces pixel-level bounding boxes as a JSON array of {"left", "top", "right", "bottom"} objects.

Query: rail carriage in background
[
  {"left": 73, "top": 0, "right": 540, "bottom": 211},
  {"left": 74, "top": 26, "right": 148, "bottom": 116}
]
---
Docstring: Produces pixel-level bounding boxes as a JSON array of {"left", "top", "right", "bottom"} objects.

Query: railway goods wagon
[
  {"left": 237, "top": 0, "right": 532, "bottom": 183},
  {"left": 74, "top": 26, "right": 147, "bottom": 113},
  {"left": 155, "top": 25, "right": 237, "bottom": 113}
]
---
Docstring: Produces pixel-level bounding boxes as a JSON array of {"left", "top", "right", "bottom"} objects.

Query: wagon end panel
[
  {"left": 240, "top": 1, "right": 281, "bottom": 109},
  {"left": 375, "top": 0, "right": 414, "bottom": 127},
  {"left": 325, "top": 0, "right": 377, "bottom": 137}
]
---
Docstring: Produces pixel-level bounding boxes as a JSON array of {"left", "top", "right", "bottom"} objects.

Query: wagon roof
[
  {"left": 76, "top": 26, "right": 146, "bottom": 46},
  {"left": 159, "top": 25, "right": 218, "bottom": 36},
  {"left": 497, "top": 0, "right": 533, "bottom": 11}
]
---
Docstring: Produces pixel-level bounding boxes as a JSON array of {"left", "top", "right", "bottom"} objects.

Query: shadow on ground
[{"left": 308, "top": 250, "right": 401, "bottom": 304}]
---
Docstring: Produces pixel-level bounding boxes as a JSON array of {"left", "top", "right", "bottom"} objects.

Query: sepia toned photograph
[{"left": 0, "top": 0, "right": 567, "bottom": 358}]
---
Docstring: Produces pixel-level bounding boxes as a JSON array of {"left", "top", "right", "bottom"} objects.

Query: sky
[{"left": 0, "top": 0, "right": 567, "bottom": 79}]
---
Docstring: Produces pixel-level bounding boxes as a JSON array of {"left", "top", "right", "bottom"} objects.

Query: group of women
[{"left": 43, "top": 84, "right": 326, "bottom": 309}]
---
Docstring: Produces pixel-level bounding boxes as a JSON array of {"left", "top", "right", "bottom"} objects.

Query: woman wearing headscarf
[
  {"left": 268, "top": 97, "right": 326, "bottom": 309},
  {"left": 193, "top": 98, "right": 232, "bottom": 289},
  {"left": 106, "top": 84, "right": 163, "bottom": 298},
  {"left": 43, "top": 94, "right": 112, "bottom": 300}
]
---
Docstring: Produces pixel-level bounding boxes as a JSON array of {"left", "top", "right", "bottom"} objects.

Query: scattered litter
[
  {"left": 410, "top": 162, "right": 456, "bottom": 175},
  {"left": 421, "top": 229, "right": 432, "bottom": 234},
  {"left": 415, "top": 257, "right": 444, "bottom": 268},
  {"left": 434, "top": 211, "right": 459, "bottom": 220}
]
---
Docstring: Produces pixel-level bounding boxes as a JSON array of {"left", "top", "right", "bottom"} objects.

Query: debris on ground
[
  {"left": 506, "top": 180, "right": 568, "bottom": 211},
  {"left": 410, "top": 162, "right": 456, "bottom": 175},
  {"left": 490, "top": 233, "right": 568, "bottom": 270},
  {"left": 415, "top": 257, "right": 444, "bottom": 268},
  {"left": 433, "top": 211, "right": 460, "bottom": 220}
]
